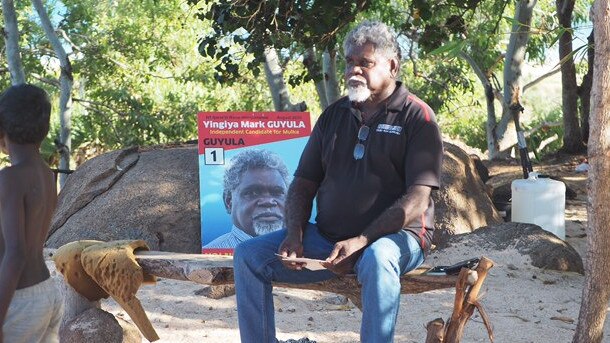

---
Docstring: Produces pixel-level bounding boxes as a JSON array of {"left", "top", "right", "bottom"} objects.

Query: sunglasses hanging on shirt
[
  {"left": 353, "top": 124, "right": 370, "bottom": 160},
  {"left": 352, "top": 101, "right": 388, "bottom": 161}
]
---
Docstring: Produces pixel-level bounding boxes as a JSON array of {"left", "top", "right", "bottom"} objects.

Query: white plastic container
[{"left": 511, "top": 172, "right": 566, "bottom": 240}]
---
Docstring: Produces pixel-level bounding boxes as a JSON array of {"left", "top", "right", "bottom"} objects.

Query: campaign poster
[{"left": 198, "top": 112, "right": 312, "bottom": 254}]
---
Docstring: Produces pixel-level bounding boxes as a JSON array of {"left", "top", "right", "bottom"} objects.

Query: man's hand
[
  {"left": 323, "top": 236, "right": 369, "bottom": 275},
  {"left": 278, "top": 232, "right": 305, "bottom": 270}
]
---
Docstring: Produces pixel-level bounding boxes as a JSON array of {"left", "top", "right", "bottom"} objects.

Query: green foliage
[
  {"left": 403, "top": 56, "right": 478, "bottom": 113},
  {"left": 438, "top": 106, "right": 488, "bottom": 151},
  {"left": 387, "top": 0, "right": 508, "bottom": 146},
  {"left": 194, "top": 0, "right": 371, "bottom": 84},
  {"left": 0, "top": 0, "right": 594, "bottom": 167},
  {"left": 29, "top": 1, "right": 278, "bottom": 157},
  {"left": 521, "top": 79, "right": 565, "bottom": 159},
  {"left": 524, "top": 4, "right": 558, "bottom": 64},
  {"left": 1, "top": 0, "right": 324, "bottom": 168},
  {"left": 523, "top": 106, "right": 564, "bottom": 160}
]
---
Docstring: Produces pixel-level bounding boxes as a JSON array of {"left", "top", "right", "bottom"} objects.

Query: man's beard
[
  {"left": 253, "top": 220, "right": 283, "bottom": 235},
  {"left": 347, "top": 80, "right": 371, "bottom": 103}
]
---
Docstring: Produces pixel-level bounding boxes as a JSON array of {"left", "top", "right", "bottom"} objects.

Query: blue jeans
[{"left": 233, "top": 223, "right": 424, "bottom": 343}]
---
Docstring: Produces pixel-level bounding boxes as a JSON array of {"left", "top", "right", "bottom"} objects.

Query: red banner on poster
[{"left": 197, "top": 112, "right": 311, "bottom": 153}]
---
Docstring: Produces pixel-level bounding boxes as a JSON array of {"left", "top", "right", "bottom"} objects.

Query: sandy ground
[{"left": 48, "top": 164, "right": 610, "bottom": 343}]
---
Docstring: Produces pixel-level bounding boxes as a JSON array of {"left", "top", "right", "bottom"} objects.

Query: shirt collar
[{"left": 231, "top": 225, "right": 254, "bottom": 241}]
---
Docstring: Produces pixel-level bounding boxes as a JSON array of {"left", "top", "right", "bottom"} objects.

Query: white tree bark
[
  {"left": 495, "top": 0, "right": 537, "bottom": 155},
  {"left": 1, "top": 0, "right": 26, "bottom": 85},
  {"left": 459, "top": 51, "right": 500, "bottom": 159},
  {"left": 460, "top": 49, "right": 560, "bottom": 159},
  {"left": 304, "top": 47, "right": 328, "bottom": 109},
  {"left": 323, "top": 48, "right": 340, "bottom": 104},
  {"left": 32, "top": 0, "right": 74, "bottom": 188},
  {"left": 572, "top": 1, "right": 610, "bottom": 342},
  {"left": 263, "top": 47, "right": 306, "bottom": 112}
]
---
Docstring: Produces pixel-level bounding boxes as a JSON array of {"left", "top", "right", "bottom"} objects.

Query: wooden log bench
[
  {"left": 134, "top": 251, "right": 462, "bottom": 309},
  {"left": 57, "top": 249, "right": 494, "bottom": 343}
]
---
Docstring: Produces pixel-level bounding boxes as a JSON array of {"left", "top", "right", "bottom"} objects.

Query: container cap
[{"left": 527, "top": 172, "right": 541, "bottom": 180}]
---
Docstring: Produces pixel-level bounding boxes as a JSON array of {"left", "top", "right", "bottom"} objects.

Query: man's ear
[
  {"left": 223, "top": 192, "right": 232, "bottom": 214},
  {"left": 390, "top": 58, "right": 399, "bottom": 78}
]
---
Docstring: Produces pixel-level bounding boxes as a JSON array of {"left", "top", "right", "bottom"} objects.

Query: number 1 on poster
[{"left": 204, "top": 148, "right": 224, "bottom": 165}]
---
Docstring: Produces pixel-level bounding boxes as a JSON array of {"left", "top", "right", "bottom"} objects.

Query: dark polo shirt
[{"left": 294, "top": 82, "right": 443, "bottom": 249}]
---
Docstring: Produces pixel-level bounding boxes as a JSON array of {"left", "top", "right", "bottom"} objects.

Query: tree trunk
[
  {"left": 578, "top": 30, "right": 593, "bottom": 143},
  {"left": 484, "top": 84, "right": 500, "bottom": 158},
  {"left": 572, "top": 1, "right": 610, "bottom": 342},
  {"left": 323, "top": 47, "right": 341, "bottom": 104},
  {"left": 496, "top": 0, "right": 537, "bottom": 155},
  {"left": 32, "top": 0, "right": 74, "bottom": 188},
  {"left": 304, "top": 47, "right": 328, "bottom": 109},
  {"left": 556, "top": 0, "right": 585, "bottom": 153},
  {"left": 263, "top": 47, "right": 306, "bottom": 112},
  {"left": 459, "top": 51, "right": 500, "bottom": 158},
  {"left": 1, "top": 0, "right": 26, "bottom": 85}
]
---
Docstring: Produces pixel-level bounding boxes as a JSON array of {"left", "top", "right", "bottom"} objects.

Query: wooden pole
[{"left": 426, "top": 257, "right": 495, "bottom": 343}]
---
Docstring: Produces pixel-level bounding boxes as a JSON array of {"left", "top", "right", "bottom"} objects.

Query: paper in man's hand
[{"left": 275, "top": 254, "right": 327, "bottom": 271}]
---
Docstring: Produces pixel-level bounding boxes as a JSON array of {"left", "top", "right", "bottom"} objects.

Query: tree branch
[
  {"left": 56, "top": 28, "right": 81, "bottom": 52},
  {"left": 108, "top": 57, "right": 180, "bottom": 80},
  {"left": 30, "top": 72, "right": 60, "bottom": 87},
  {"left": 73, "top": 97, "right": 128, "bottom": 117},
  {"left": 459, "top": 52, "right": 486, "bottom": 82},
  {"left": 523, "top": 67, "right": 561, "bottom": 93}
]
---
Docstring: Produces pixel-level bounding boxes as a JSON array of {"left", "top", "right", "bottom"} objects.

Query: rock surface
[
  {"left": 432, "top": 142, "right": 503, "bottom": 245},
  {"left": 47, "top": 146, "right": 200, "bottom": 253},
  {"left": 60, "top": 307, "right": 141, "bottom": 343},
  {"left": 432, "top": 222, "right": 584, "bottom": 274}
]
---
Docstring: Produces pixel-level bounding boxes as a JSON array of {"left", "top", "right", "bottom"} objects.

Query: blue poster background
[{"left": 199, "top": 137, "right": 316, "bottom": 248}]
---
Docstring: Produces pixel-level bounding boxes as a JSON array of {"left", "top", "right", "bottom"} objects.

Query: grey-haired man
[{"left": 234, "top": 20, "right": 443, "bottom": 342}]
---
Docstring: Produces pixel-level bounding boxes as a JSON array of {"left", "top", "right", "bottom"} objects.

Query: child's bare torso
[{"left": 0, "top": 157, "right": 57, "bottom": 289}]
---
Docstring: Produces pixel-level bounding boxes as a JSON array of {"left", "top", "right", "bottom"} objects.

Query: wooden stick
[
  {"left": 450, "top": 268, "right": 470, "bottom": 324},
  {"left": 475, "top": 301, "right": 495, "bottom": 342},
  {"left": 466, "top": 257, "right": 494, "bottom": 305},
  {"left": 426, "top": 256, "right": 495, "bottom": 343},
  {"left": 425, "top": 318, "right": 445, "bottom": 343},
  {"left": 445, "top": 269, "right": 472, "bottom": 342}
]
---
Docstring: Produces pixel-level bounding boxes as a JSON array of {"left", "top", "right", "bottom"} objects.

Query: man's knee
[
  {"left": 358, "top": 246, "right": 400, "bottom": 276},
  {"left": 234, "top": 237, "right": 277, "bottom": 270}
]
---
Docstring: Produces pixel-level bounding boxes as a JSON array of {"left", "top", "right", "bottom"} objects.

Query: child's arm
[{"left": 0, "top": 170, "right": 27, "bottom": 328}]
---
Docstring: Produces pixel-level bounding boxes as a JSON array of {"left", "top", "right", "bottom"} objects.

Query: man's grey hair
[
  {"left": 343, "top": 20, "right": 401, "bottom": 62},
  {"left": 223, "top": 149, "right": 290, "bottom": 201}
]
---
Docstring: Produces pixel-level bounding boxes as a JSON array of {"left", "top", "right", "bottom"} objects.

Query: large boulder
[
  {"left": 60, "top": 308, "right": 141, "bottom": 343},
  {"left": 47, "top": 146, "right": 200, "bottom": 253},
  {"left": 430, "top": 222, "right": 584, "bottom": 274},
  {"left": 432, "top": 142, "right": 503, "bottom": 245},
  {"left": 47, "top": 142, "right": 500, "bottom": 252}
]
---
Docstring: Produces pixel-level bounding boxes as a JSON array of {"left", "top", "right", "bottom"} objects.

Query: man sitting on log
[{"left": 233, "top": 20, "right": 443, "bottom": 343}]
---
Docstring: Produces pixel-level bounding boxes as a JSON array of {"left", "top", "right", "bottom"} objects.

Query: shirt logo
[{"left": 376, "top": 124, "right": 402, "bottom": 135}]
